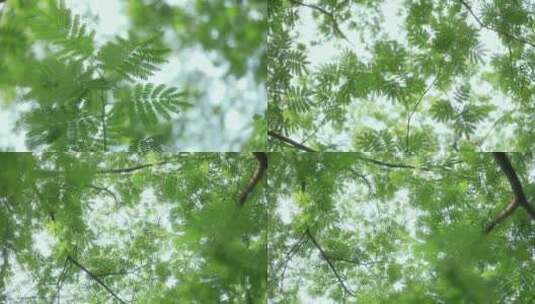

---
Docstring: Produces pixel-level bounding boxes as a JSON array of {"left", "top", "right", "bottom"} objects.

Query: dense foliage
[
  {"left": 269, "top": 151, "right": 535, "bottom": 303},
  {"left": 0, "top": 153, "right": 266, "bottom": 303},
  {"left": 267, "top": 0, "right": 535, "bottom": 152}
]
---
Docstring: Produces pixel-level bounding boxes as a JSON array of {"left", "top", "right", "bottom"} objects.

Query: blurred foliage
[
  {"left": 0, "top": 0, "right": 266, "bottom": 151},
  {"left": 0, "top": 152, "right": 266, "bottom": 303},
  {"left": 267, "top": 0, "right": 535, "bottom": 152}
]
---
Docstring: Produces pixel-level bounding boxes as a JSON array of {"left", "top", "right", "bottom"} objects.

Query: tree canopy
[
  {"left": 269, "top": 151, "right": 535, "bottom": 303},
  {"left": 0, "top": 152, "right": 267, "bottom": 303},
  {"left": 3, "top": 152, "right": 534, "bottom": 303},
  {"left": 267, "top": 0, "right": 535, "bottom": 152}
]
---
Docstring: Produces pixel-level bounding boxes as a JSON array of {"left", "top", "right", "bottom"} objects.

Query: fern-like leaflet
[
  {"left": 116, "top": 83, "right": 190, "bottom": 127},
  {"left": 286, "top": 86, "right": 312, "bottom": 114},
  {"left": 98, "top": 34, "right": 169, "bottom": 82},
  {"left": 31, "top": 0, "right": 95, "bottom": 59}
]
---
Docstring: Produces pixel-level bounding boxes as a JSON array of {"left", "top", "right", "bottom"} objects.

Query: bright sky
[{"left": 0, "top": 0, "right": 264, "bottom": 151}]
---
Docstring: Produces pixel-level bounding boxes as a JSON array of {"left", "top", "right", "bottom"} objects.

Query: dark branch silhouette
[
  {"left": 268, "top": 131, "right": 317, "bottom": 152},
  {"left": 101, "top": 89, "right": 107, "bottom": 151},
  {"left": 88, "top": 184, "right": 120, "bottom": 206},
  {"left": 458, "top": 0, "right": 535, "bottom": 48},
  {"left": 67, "top": 256, "right": 127, "bottom": 304},
  {"left": 52, "top": 257, "right": 70, "bottom": 304},
  {"left": 485, "top": 153, "right": 535, "bottom": 233},
  {"left": 96, "top": 160, "right": 172, "bottom": 174},
  {"left": 305, "top": 228, "right": 356, "bottom": 297},
  {"left": 484, "top": 198, "right": 518, "bottom": 233},
  {"left": 239, "top": 152, "right": 267, "bottom": 206},
  {"left": 289, "top": 0, "right": 350, "bottom": 42},
  {"left": 275, "top": 232, "right": 308, "bottom": 276},
  {"left": 355, "top": 155, "right": 417, "bottom": 169}
]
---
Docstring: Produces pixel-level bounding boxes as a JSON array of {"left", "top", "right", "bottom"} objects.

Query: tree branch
[
  {"left": 239, "top": 152, "right": 268, "bottom": 206},
  {"left": 458, "top": 0, "right": 535, "bottom": 48},
  {"left": 494, "top": 153, "right": 535, "bottom": 222},
  {"left": 52, "top": 257, "right": 71, "bottom": 304},
  {"left": 355, "top": 155, "right": 417, "bottom": 169},
  {"left": 67, "top": 256, "right": 127, "bottom": 304},
  {"left": 289, "top": 0, "right": 350, "bottom": 42},
  {"left": 486, "top": 152, "right": 535, "bottom": 233},
  {"left": 484, "top": 198, "right": 518, "bottom": 233},
  {"left": 96, "top": 160, "right": 173, "bottom": 174},
  {"left": 88, "top": 184, "right": 120, "bottom": 206},
  {"left": 305, "top": 228, "right": 356, "bottom": 297},
  {"left": 268, "top": 131, "right": 317, "bottom": 152},
  {"left": 101, "top": 90, "right": 107, "bottom": 151}
]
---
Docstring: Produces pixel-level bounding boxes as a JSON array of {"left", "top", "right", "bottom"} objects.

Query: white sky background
[
  {"left": 0, "top": 0, "right": 265, "bottom": 151},
  {"left": 292, "top": 0, "right": 515, "bottom": 151}
]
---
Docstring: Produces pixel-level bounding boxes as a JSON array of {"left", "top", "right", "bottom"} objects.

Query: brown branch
[
  {"left": 305, "top": 228, "right": 356, "bottom": 297},
  {"left": 239, "top": 152, "right": 268, "bottom": 206},
  {"left": 458, "top": 0, "right": 535, "bottom": 48},
  {"left": 486, "top": 153, "right": 535, "bottom": 233},
  {"left": 268, "top": 131, "right": 317, "bottom": 152},
  {"left": 484, "top": 198, "right": 518, "bottom": 233},
  {"left": 67, "top": 256, "right": 127, "bottom": 304}
]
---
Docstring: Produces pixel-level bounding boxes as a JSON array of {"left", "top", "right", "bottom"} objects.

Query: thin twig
[
  {"left": 268, "top": 131, "right": 317, "bottom": 152},
  {"left": 101, "top": 90, "right": 107, "bottom": 151},
  {"left": 88, "top": 184, "right": 120, "bottom": 206},
  {"left": 275, "top": 232, "right": 308, "bottom": 276},
  {"left": 301, "top": 115, "right": 328, "bottom": 145},
  {"left": 406, "top": 72, "right": 440, "bottom": 152},
  {"left": 52, "top": 257, "right": 70, "bottom": 304},
  {"left": 97, "top": 160, "right": 173, "bottom": 174},
  {"left": 67, "top": 256, "right": 127, "bottom": 304},
  {"left": 289, "top": 0, "right": 350, "bottom": 43},
  {"left": 458, "top": 0, "right": 535, "bottom": 48},
  {"left": 305, "top": 228, "right": 356, "bottom": 297},
  {"left": 355, "top": 155, "right": 417, "bottom": 169}
]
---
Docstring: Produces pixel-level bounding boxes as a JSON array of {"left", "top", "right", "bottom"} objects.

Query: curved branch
[
  {"left": 484, "top": 198, "right": 518, "bottom": 233},
  {"left": 305, "top": 228, "right": 356, "bottom": 297},
  {"left": 486, "top": 153, "right": 535, "bottom": 233},
  {"left": 239, "top": 152, "right": 268, "bottom": 206},
  {"left": 88, "top": 184, "right": 120, "bottom": 206},
  {"left": 268, "top": 131, "right": 317, "bottom": 152}
]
